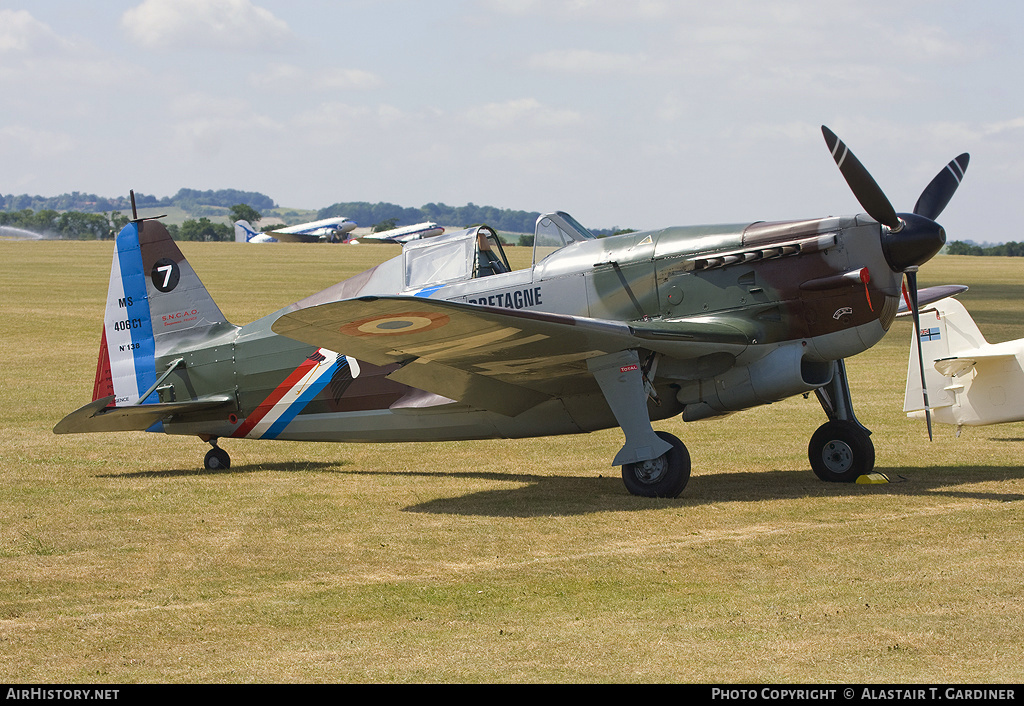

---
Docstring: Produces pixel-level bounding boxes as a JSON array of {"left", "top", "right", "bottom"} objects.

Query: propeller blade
[
  {"left": 913, "top": 153, "right": 970, "bottom": 221},
  {"left": 821, "top": 126, "right": 901, "bottom": 231},
  {"left": 904, "top": 268, "right": 933, "bottom": 441}
]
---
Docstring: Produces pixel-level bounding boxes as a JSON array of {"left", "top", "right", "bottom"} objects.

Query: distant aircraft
[
  {"left": 234, "top": 216, "right": 357, "bottom": 244},
  {"left": 55, "top": 127, "right": 969, "bottom": 497},
  {"left": 361, "top": 222, "right": 445, "bottom": 243},
  {"left": 903, "top": 289, "right": 1024, "bottom": 433}
]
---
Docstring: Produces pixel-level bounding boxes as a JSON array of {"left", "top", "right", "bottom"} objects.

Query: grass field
[{"left": 1, "top": 239, "right": 1022, "bottom": 683}]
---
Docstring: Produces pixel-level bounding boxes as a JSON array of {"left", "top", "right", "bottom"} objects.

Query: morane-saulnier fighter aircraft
[{"left": 54, "top": 127, "right": 969, "bottom": 497}]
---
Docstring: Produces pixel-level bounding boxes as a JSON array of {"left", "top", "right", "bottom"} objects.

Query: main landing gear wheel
[
  {"left": 204, "top": 446, "right": 230, "bottom": 470},
  {"left": 621, "top": 431, "right": 691, "bottom": 498},
  {"left": 808, "top": 420, "right": 874, "bottom": 483}
]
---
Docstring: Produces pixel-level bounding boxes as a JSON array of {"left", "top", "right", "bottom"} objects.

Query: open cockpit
[{"left": 401, "top": 211, "right": 597, "bottom": 292}]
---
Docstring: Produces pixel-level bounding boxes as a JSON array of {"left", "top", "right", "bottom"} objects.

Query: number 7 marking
[{"left": 157, "top": 264, "right": 174, "bottom": 289}]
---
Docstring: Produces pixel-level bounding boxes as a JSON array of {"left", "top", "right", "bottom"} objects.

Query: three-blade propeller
[{"left": 821, "top": 126, "right": 969, "bottom": 440}]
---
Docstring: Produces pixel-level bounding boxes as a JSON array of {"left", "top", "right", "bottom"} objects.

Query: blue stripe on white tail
[{"left": 104, "top": 223, "right": 158, "bottom": 404}]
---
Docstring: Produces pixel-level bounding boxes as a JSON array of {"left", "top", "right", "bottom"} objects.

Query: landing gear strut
[
  {"left": 811, "top": 360, "right": 874, "bottom": 482},
  {"left": 204, "top": 439, "right": 230, "bottom": 470}
]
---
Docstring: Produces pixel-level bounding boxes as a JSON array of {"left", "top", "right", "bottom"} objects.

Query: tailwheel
[
  {"left": 808, "top": 420, "right": 874, "bottom": 482},
  {"left": 204, "top": 445, "right": 230, "bottom": 470},
  {"left": 621, "top": 431, "right": 690, "bottom": 498}
]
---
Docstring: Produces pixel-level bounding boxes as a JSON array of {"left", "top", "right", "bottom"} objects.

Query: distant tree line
[
  {"left": 318, "top": 201, "right": 545, "bottom": 234},
  {"left": 316, "top": 201, "right": 637, "bottom": 237},
  {"left": 0, "top": 188, "right": 276, "bottom": 215},
  {"left": 0, "top": 205, "right": 249, "bottom": 241},
  {"left": 945, "top": 241, "right": 1024, "bottom": 257},
  {"left": 166, "top": 218, "right": 233, "bottom": 242},
  {"left": 0, "top": 208, "right": 128, "bottom": 239},
  {"left": 2, "top": 189, "right": 634, "bottom": 241}
]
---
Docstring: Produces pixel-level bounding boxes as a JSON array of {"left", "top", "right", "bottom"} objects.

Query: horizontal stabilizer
[
  {"left": 934, "top": 357, "right": 977, "bottom": 377},
  {"left": 934, "top": 350, "right": 1020, "bottom": 376},
  {"left": 54, "top": 395, "right": 233, "bottom": 434}
]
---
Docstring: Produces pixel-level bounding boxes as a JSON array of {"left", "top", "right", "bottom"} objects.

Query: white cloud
[
  {"left": 528, "top": 49, "right": 650, "bottom": 75},
  {"left": 464, "top": 98, "right": 582, "bottom": 129},
  {"left": 0, "top": 125, "right": 77, "bottom": 159},
  {"left": 0, "top": 9, "right": 145, "bottom": 117},
  {"left": 0, "top": 9, "right": 64, "bottom": 53},
  {"left": 483, "top": 0, "right": 674, "bottom": 21},
  {"left": 121, "top": 0, "right": 293, "bottom": 51},
  {"left": 316, "top": 67, "right": 382, "bottom": 91},
  {"left": 981, "top": 118, "right": 1024, "bottom": 137},
  {"left": 250, "top": 63, "right": 382, "bottom": 92},
  {"left": 478, "top": 138, "right": 587, "bottom": 166}
]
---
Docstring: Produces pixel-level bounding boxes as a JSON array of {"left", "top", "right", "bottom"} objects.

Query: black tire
[
  {"left": 204, "top": 446, "right": 230, "bottom": 470},
  {"left": 808, "top": 420, "right": 874, "bottom": 482},
  {"left": 621, "top": 431, "right": 691, "bottom": 498}
]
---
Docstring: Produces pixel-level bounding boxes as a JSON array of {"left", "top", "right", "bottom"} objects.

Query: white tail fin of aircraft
[
  {"left": 904, "top": 289, "right": 1024, "bottom": 432},
  {"left": 234, "top": 220, "right": 278, "bottom": 243},
  {"left": 234, "top": 217, "right": 357, "bottom": 243}
]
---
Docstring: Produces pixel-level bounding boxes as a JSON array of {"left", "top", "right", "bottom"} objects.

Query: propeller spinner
[{"left": 821, "top": 126, "right": 969, "bottom": 440}]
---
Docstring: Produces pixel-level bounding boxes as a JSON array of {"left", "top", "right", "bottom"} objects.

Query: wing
[{"left": 272, "top": 296, "right": 749, "bottom": 417}]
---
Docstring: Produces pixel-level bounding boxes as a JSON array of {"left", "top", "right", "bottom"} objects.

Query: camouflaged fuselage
[{"left": 153, "top": 213, "right": 900, "bottom": 443}]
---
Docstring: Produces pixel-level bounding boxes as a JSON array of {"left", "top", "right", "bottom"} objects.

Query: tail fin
[
  {"left": 234, "top": 219, "right": 259, "bottom": 242},
  {"left": 904, "top": 296, "right": 987, "bottom": 414},
  {"left": 93, "top": 220, "right": 231, "bottom": 406}
]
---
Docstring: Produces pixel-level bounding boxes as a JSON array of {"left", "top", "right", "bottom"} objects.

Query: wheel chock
[{"left": 856, "top": 473, "right": 890, "bottom": 484}]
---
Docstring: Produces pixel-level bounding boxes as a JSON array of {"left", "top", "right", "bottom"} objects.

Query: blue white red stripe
[{"left": 233, "top": 349, "right": 347, "bottom": 439}]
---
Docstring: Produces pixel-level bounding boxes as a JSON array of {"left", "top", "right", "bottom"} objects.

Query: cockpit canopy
[
  {"left": 533, "top": 211, "right": 597, "bottom": 252},
  {"left": 404, "top": 225, "right": 510, "bottom": 290},
  {"left": 400, "top": 212, "right": 596, "bottom": 291}
]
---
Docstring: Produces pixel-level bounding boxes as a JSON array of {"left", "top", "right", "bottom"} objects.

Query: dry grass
[{"left": 1, "top": 241, "right": 1023, "bottom": 683}]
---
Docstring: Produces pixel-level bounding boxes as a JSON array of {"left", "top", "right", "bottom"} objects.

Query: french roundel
[{"left": 340, "top": 311, "right": 450, "bottom": 337}]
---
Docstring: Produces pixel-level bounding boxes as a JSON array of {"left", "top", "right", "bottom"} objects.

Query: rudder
[
  {"left": 904, "top": 296, "right": 986, "bottom": 413},
  {"left": 94, "top": 220, "right": 231, "bottom": 406},
  {"left": 234, "top": 219, "right": 258, "bottom": 242}
]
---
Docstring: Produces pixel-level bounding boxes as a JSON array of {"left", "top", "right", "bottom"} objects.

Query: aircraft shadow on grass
[
  {"left": 398, "top": 465, "right": 1024, "bottom": 517},
  {"left": 99, "top": 460, "right": 351, "bottom": 479},
  {"left": 100, "top": 462, "right": 1024, "bottom": 518}
]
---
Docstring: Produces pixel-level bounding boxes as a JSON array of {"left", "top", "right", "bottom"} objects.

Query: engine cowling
[{"left": 676, "top": 343, "right": 833, "bottom": 421}]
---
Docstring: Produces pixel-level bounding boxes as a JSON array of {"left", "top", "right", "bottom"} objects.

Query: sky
[{"left": 1, "top": 0, "right": 1021, "bottom": 239}]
